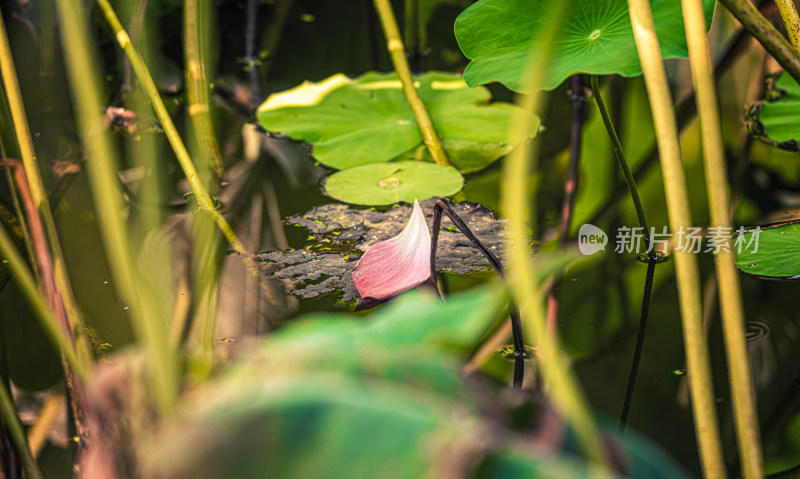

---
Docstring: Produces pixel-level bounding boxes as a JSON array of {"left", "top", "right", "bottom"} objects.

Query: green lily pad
[
  {"left": 323, "top": 161, "right": 464, "bottom": 205},
  {"left": 747, "top": 73, "right": 800, "bottom": 150},
  {"left": 735, "top": 222, "right": 800, "bottom": 279},
  {"left": 256, "top": 71, "right": 539, "bottom": 172},
  {"left": 454, "top": 0, "right": 716, "bottom": 92}
]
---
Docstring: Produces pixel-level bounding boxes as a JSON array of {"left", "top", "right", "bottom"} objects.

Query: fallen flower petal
[{"left": 351, "top": 199, "right": 431, "bottom": 304}]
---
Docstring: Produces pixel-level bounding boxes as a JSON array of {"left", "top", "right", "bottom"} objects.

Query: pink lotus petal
[{"left": 351, "top": 199, "right": 431, "bottom": 300}]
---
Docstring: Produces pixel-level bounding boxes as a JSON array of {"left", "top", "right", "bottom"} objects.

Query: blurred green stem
[
  {"left": 627, "top": 0, "right": 726, "bottom": 477},
  {"left": 682, "top": 0, "right": 764, "bottom": 476},
  {"left": 185, "top": 0, "right": 224, "bottom": 178},
  {"left": 0, "top": 4, "right": 92, "bottom": 371},
  {"left": 502, "top": 0, "right": 606, "bottom": 467},
  {"left": 0, "top": 380, "right": 44, "bottom": 479},
  {"left": 56, "top": 0, "right": 179, "bottom": 414},
  {"left": 0, "top": 221, "right": 85, "bottom": 381},
  {"left": 94, "top": 0, "right": 248, "bottom": 255},
  {"left": 775, "top": 0, "right": 800, "bottom": 53},
  {"left": 719, "top": 0, "right": 800, "bottom": 84},
  {"left": 372, "top": 0, "right": 450, "bottom": 167},
  {"left": 185, "top": 0, "right": 223, "bottom": 378}
]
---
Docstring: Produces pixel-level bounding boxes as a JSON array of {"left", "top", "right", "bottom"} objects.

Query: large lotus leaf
[
  {"left": 747, "top": 73, "right": 800, "bottom": 150},
  {"left": 454, "top": 0, "right": 716, "bottom": 92},
  {"left": 323, "top": 161, "right": 464, "bottom": 205},
  {"left": 735, "top": 222, "right": 800, "bottom": 279},
  {"left": 256, "top": 71, "right": 540, "bottom": 172}
]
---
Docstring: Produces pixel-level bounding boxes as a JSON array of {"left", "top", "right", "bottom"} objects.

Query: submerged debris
[{"left": 257, "top": 198, "right": 508, "bottom": 301}]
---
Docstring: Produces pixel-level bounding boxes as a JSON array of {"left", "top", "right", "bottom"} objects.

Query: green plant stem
[
  {"left": 503, "top": 0, "right": 606, "bottom": 467},
  {"left": 372, "top": 0, "right": 450, "bottom": 167},
  {"left": 590, "top": 76, "right": 649, "bottom": 235},
  {"left": 775, "top": 0, "right": 800, "bottom": 53},
  {"left": 185, "top": 0, "right": 224, "bottom": 178},
  {"left": 682, "top": 0, "right": 764, "bottom": 476},
  {"left": 627, "top": 0, "right": 727, "bottom": 477},
  {"left": 56, "top": 0, "right": 179, "bottom": 414},
  {"left": 0, "top": 4, "right": 93, "bottom": 371},
  {"left": 0, "top": 221, "right": 85, "bottom": 381},
  {"left": 0, "top": 380, "right": 44, "bottom": 479},
  {"left": 185, "top": 0, "right": 222, "bottom": 379},
  {"left": 94, "top": 0, "right": 248, "bottom": 256},
  {"left": 719, "top": 0, "right": 800, "bottom": 84}
]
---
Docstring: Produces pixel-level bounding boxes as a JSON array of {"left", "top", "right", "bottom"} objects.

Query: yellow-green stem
[
  {"left": 55, "top": 0, "right": 178, "bottom": 414},
  {"left": 185, "top": 0, "right": 224, "bottom": 179},
  {"left": 0, "top": 380, "right": 44, "bottom": 479},
  {"left": 372, "top": 0, "right": 450, "bottom": 167},
  {"left": 0, "top": 4, "right": 92, "bottom": 371},
  {"left": 0, "top": 222, "right": 86, "bottom": 381},
  {"left": 775, "top": 0, "right": 800, "bottom": 53},
  {"left": 502, "top": 0, "right": 605, "bottom": 467},
  {"left": 627, "top": 0, "right": 726, "bottom": 477},
  {"left": 94, "top": 0, "right": 248, "bottom": 255},
  {"left": 185, "top": 0, "right": 222, "bottom": 378},
  {"left": 682, "top": 0, "right": 764, "bottom": 476}
]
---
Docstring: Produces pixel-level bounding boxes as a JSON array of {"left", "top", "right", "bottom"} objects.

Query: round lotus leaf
[
  {"left": 323, "top": 161, "right": 463, "bottom": 205},
  {"left": 454, "top": 0, "right": 716, "bottom": 92},
  {"left": 735, "top": 222, "right": 800, "bottom": 279}
]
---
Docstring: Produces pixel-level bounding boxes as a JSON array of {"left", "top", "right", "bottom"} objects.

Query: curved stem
[
  {"left": 429, "top": 199, "right": 525, "bottom": 389},
  {"left": 372, "top": 0, "right": 450, "bottom": 166},
  {"left": 682, "top": 0, "right": 764, "bottom": 476},
  {"left": 719, "top": 0, "right": 800, "bottom": 84},
  {"left": 627, "top": 0, "right": 726, "bottom": 476},
  {"left": 591, "top": 75, "right": 662, "bottom": 434}
]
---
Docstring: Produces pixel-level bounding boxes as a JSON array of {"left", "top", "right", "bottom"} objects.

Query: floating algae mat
[{"left": 257, "top": 199, "right": 509, "bottom": 302}]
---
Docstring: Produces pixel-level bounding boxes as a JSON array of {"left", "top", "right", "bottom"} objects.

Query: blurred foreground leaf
[{"left": 141, "top": 287, "right": 689, "bottom": 479}]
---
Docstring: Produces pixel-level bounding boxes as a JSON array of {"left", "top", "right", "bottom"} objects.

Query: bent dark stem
[
  {"left": 590, "top": 78, "right": 662, "bottom": 433},
  {"left": 430, "top": 198, "right": 525, "bottom": 389},
  {"left": 618, "top": 258, "right": 657, "bottom": 432}
]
